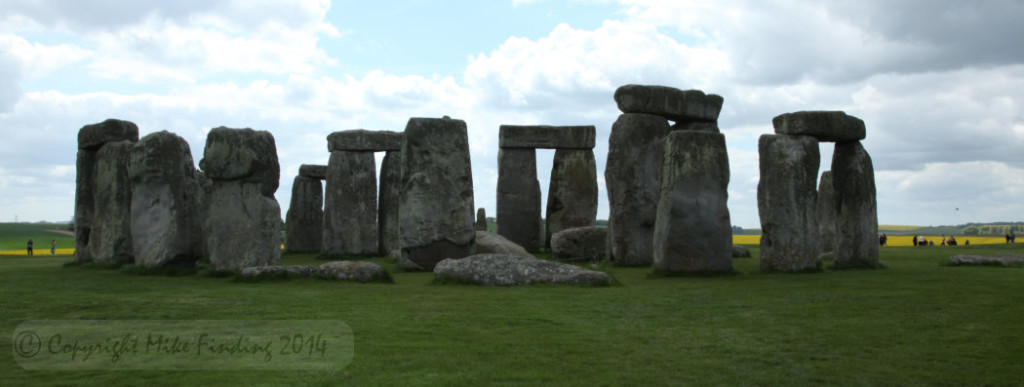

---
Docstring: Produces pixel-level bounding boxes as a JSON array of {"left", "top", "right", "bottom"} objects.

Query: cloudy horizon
[{"left": 1, "top": 0, "right": 1022, "bottom": 228}]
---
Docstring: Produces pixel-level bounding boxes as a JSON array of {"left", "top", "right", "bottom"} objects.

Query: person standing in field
[
  {"left": 27, "top": 239, "right": 33, "bottom": 256},
  {"left": 941, "top": 234, "right": 946, "bottom": 246},
  {"left": 50, "top": 240, "right": 56, "bottom": 255}
]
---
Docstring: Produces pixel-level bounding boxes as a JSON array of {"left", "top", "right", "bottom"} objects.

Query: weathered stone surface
[
  {"left": 672, "top": 121, "right": 719, "bottom": 132},
  {"left": 551, "top": 226, "right": 607, "bottom": 261},
  {"left": 199, "top": 127, "right": 280, "bottom": 197},
  {"left": 298, "top": 164, "right": 327, "bottom": 180},
  {"left": 732, "top": 245, "right": 751, "bottom": 258},
  {"left": 319, "top": 261, "right": 389, "bottom": 283},
  {"left": 433, "top": 254, "right": 612, "bottom": 286},
  {"left": 757, "top": 134, "right": 821, "bottom": 272},
  {"left": 474, "top": 231, "right": 534, "bottom": 260},
  {"left": 90, "top": 141, "right": 134, "bottom": 264},
  {"left": 614, "top": 85, "right": 724, "bottom": 123},
  {"left": 323, "top": 150, "right": 378, "bottom": 256},
  {"left": 545, "top": 149, "right": 598, "bottom": 248},
  {"left": 498, "top": 125, "right": 596, "bottom": 149},
  {"left": 831, "top": 141, "right": 879, "bottom": 269},
  {"left": 128, "top": 131, "right": 204, "bottom": 269},
  {"left": 378, "top": 151, "right": 401, "bottom": 257},
  {"left": 817, "top": 171, "right": 837, "bottom": 255},
  {"left": 399, "top": 117, "right": 476, "bottom": 270},
  {"left": 78, "top": 119, "right": 139, "bottom": 150},
  {"left": 327, "top": 129, "right": 402, "bottom": 152},
  {"left": 201, "top": 127, "right": 282, "bottom": 271},
  {"left": 653, "top": 131, "right": 732, "bottom": 273},
  {"left": 605, "top": 113, "right": 671, "bottom": 266},
  {"left": 948, "top": 254, "right": 1024, "bottom": 266},
  {"left": 193, "top": 170, "right": 212, "bottom": 261},
  {"left": 241, "top": 265, "right": 321, "bottom": 278},
  {"left": 205, "top": 182, "right": 282, "bottom": 271},
  {"left": 772, "top": 111, "right": 866, "bottom": 142},
  {"left": 475, "top": 208, "right": 487, "bottom": 231},
  {"left": 285, "top": 175, "right": 323, "bottom": 253},
  {"left": 497, "top": 148, "right": 542, "bottom": 252},
  {"left": 74, "top": 149, "right": 96, "bottom": 263}
]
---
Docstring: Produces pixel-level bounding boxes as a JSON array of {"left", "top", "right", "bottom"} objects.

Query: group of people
[
  {"left": 908, "top": 234, "right": 967, "bottom": 247},
  {"left": 26, "top": 239, "right": 57, "bottom": 256}
]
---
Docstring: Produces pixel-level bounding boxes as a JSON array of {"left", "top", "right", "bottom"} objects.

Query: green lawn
[{"left": 2, "top": 243, "right": 1023, "bottom": 385}]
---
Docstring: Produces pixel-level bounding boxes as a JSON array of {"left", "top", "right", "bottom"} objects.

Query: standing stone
[
  {"left": 75, "top": 119, "right": 139, "bottom": 263},
  {"left": 605, "top": 113, "right": 671, "bottom": 266},
  {"left": 285, "top": 175, "right": 323, "bottom": 253},
  {"left": 193, "top": 170, "right": 212, "bottom": 261},
  {"left": 817, "top": 171, "right": 837, "bottom": 256},
  {"left": 756, "top": 134, "right": 821, "bottom": 272},
  {"left": 90, "top": 141, "right": 135, "bottom": 264},
  {"left": 653, "top": 131, "right": 732, "bottom": 273},
  {"left": 323, "top": 150, "right": 378, "bottom": 256},
  {"left": 199, "top": 127, "right": 281, "bottom": 271},
  {"left": 551, "top": 226, "right": 607, "bottom": 261},
  {"left": 614, "top": 85, "right": 724, "bottom": 123},
  {"left": 497, "top": 148, "right": 542, "bottom": 252},
  {"left": 378, "top": 151, "right": 401, "bottom": 257},
  {"left": 831, "top": 141, "right": 879, "bottom": 269},
  {"left": 128, "top": 131, "right": 204, "bottom": 269},
  {"left": 545, "top": 149, "right": 597, "bottom": 248},
  {"left": 475, "top": 208, "right": 488, "bottom": 231},
  {"left": 399, "top": 117, "right": 476, "bottom": 270}
]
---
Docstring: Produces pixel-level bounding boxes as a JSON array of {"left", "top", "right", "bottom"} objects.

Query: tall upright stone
[
  {"left": 817, "top": 171, "right": 837, "bottom": 256},
  {"left": 399, "top": 117, "right": 476, "bottom": 270},
  {"left": 90, "top": 141, "right": 135, "bottom": 264},
  {"left": 653, "top": 131, "right": 732, "bottom": 273},
  {"left": 475, "top": 208, "right": 488, "bottom": 231},
  {"left": 285, "top": 173, "right": 324, "bottom": 253},
  {"left": 496, "top": 148, "right": 542, "bottom": 252},
  {"left": 323, "top": 150, "right": 377, "bottom": 256},
  {"left": 545, "top": 148, "right": 597, "bottom": 248},
  {"left": 831, "top": 141, "right": 879, "bottom": 269},
  {"left": 757, "top": 134, "right": 821, "bottom": 272},
  {"left": 75, "top": 119, "right": 139, "bottom": 263},
  {"left": 605, "top": 113, "right": 671, "bottom": 266},
  {"left": 199, "top": 127, "right": 281, "bottom": 271},
  {"left": 378, "top": 151, "right": 401, "bottom": 257},
  {"left": 128, "top": 131, "right": 204, "bottom": 269}
]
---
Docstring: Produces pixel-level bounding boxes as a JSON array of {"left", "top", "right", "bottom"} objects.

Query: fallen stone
[
  {"left": 78, "top": 119, "right": 139, "bottom": 150},
  {"left": 323, "top": 150, "right": 378, "bottom": 256},
  {"left": 399, "top": 117, "right": 476, "bottom": 270},
  {"left": 474, "top": 231, "right": 534, "bottom": 260},
  {"left": 757, "top": 134, "right": 821, "bottom": 272},
  {"left": 498, "top": 125, "right": 596, "bottom": 149},
  {"left": 327, "top": 129, "right": 402, "bottom": 152},
  {"left": 241, "top": 265, "right": 322, "bottom": 278},
  {"left": 319, "top": 261, "right": 389, "bottom": 283},
  {"left": 199, "top": 127, "right": 280, "bottom": 197},
  {"left": 285, "top": 175, "right": 323, "bottom": 253},
  {"left": 298, "top": 164, "right": 327, "bottom": 180},
  {"left": 614, "top": 84, "right": 724, "bottom": 123},
  {"left": 653, "top": 130, "right": 733, "bottom": 273},
  {"left": 551, "top": 226, "right": 607, "bottom": 261},
  {"left": 831, "top": 140, "right": 879, "bottom": 269},
  {"left": 605, "top": 113, "right": 671, "bottom": 266},
  {"left": 496, "top": 148, "right": 542, "bottom": 252},
  {"left": 90, "top": 141, "right": 135, "bottom": 264},
  {"left": 545, "top": 149, "right": 598, "bottom": 248},
  {"left": 772, "top": 111, "right": 866, "bottom": 142},
  {"left": 433, "top": 253, "right": 612, "bottom": 286},
  {"left": 732, "top": 245, "right": 751, "bottom": 258},
  {"left": 948, "top": 254, "right": 1024, "bottom": 267},
  {"left": 128, "top": 131, "right": 204, "bottom": 269}
]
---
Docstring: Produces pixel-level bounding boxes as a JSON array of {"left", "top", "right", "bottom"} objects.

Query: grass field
[
  {"left": 2, "top": 242, "right": 1023, "bottom": 385},
  {"left": 0, "top": 223, "right": 74, "bottom": 255}
]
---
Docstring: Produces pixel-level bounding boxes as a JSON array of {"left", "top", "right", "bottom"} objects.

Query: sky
[{"left": 1, "top": 0, "right": 1022, "bottom": 228}]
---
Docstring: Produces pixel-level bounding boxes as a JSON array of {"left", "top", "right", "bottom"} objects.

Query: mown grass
[
  {"left": 2, "top": 242, "right": 1023, "bottom": 385},
  {"left": 0, "top": 223, "right": 74, "bottom": 253}
]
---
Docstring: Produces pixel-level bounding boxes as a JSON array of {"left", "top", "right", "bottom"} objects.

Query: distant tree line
[{"left": 961, "top": 223, "right": 1024, "bottom": 236}]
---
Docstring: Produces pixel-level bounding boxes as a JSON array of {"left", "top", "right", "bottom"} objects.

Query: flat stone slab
[
  {"left": 433, "top": 253, "right": 613, "bottom": 286},
  {"left": 498, "top": 125, "right": 595, "bottom": 149},
  {"left": 327, "top": 130, "right": 402, "bottom": 152},
  {"left": 772, "top": 111, "right": 866, "bottom": 142},
  {"left": 614, "top": 84, "right": 723, "bottom": 123},
  {"left": 948, "top": 254, "right": 1024, "bottom": 267},
  {"left": 240, "top": 261, "right": 389, "bottom": 283},
  {"left": 78, "top": 119, "right": 139, "bottom": 150},
  {"left": 298, "top": 164, "right": 327, "bottom": 180}
]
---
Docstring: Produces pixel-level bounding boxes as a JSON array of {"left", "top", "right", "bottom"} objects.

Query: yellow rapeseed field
[{"left": 0, "top": 248, "right": 75, "bottom": 256}]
